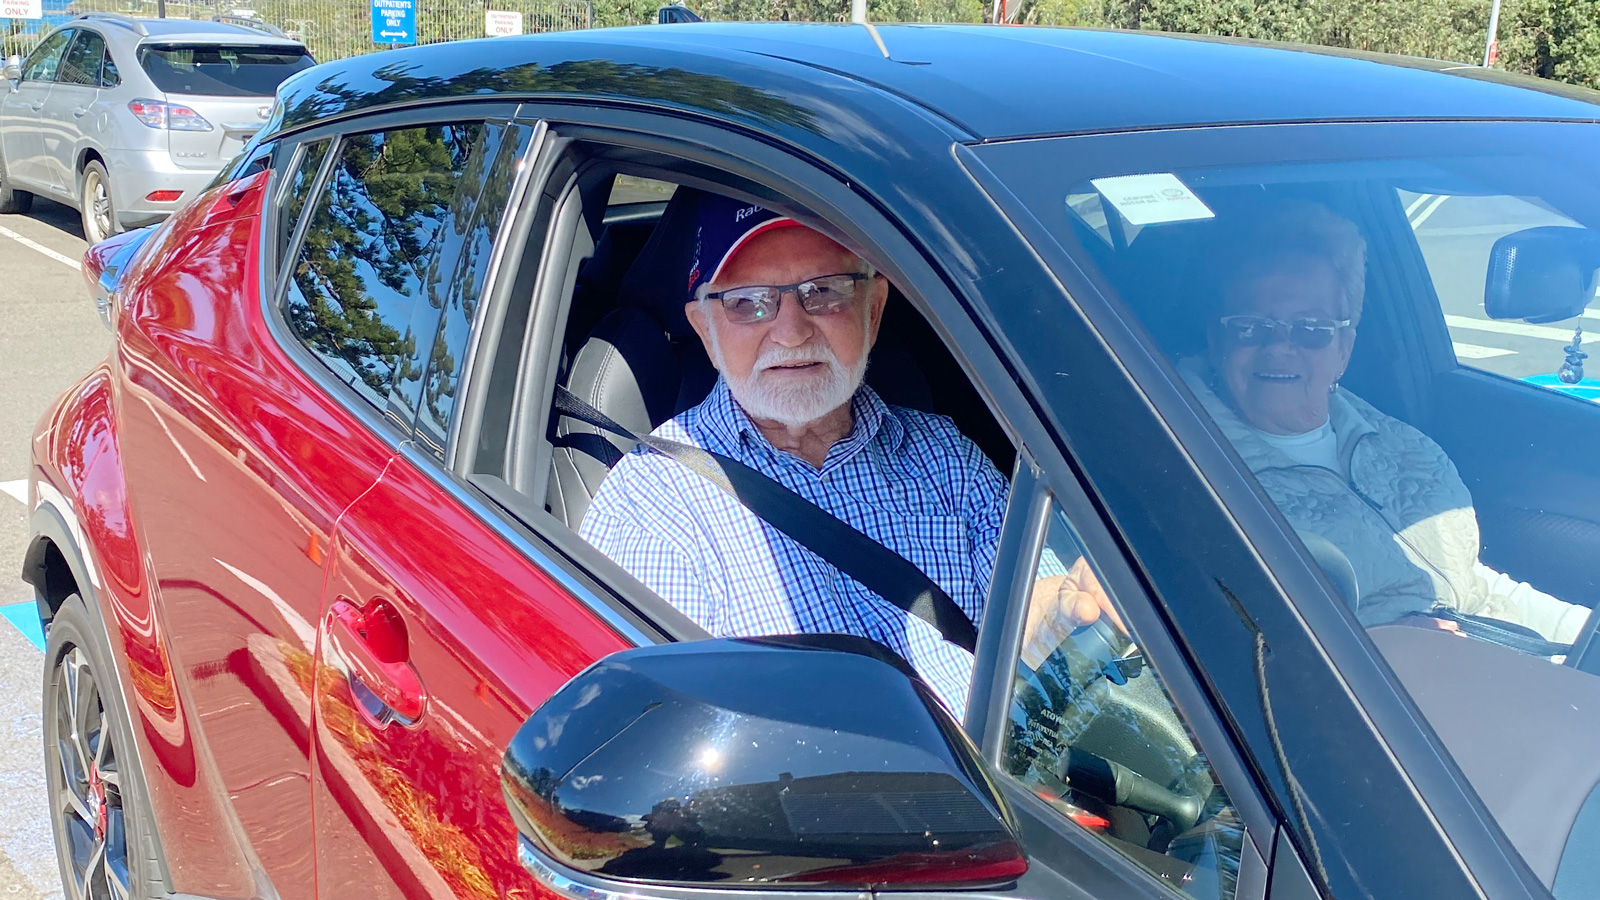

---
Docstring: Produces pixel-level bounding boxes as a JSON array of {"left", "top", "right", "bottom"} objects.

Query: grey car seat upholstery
[{"left": 548, "top": 188, "right": 934, "bottom": 529}]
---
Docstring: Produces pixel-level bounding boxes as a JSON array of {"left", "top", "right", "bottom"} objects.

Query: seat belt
[
  {"left": 554, "top": 386, "right": 979, "bottom": 653},
  {"left": 1429, "top": 607, "right": 1574, "bottom": 658}
]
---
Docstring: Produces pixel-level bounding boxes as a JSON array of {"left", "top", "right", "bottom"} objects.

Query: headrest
[{"left": 615, "top": 186, "right": 707, "bottom": 340}]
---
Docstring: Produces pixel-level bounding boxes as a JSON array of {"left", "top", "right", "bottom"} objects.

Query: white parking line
[
  {"left": 1452, "top": 342, "right": 1515, "bottom": 360},
  {"left": 1444, "top": 314, "right": 1578, "bottom": 342},
  {"left": 1410, "top": 194, "right": 1450, "bottom": 229},
  {"left": 0, "top": 480, "right": 26, "bottom": 505},
  {"left": 0, "top": 225, "right": 80, "bottom": 271}
]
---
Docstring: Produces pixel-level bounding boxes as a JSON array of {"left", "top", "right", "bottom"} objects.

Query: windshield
[
  {"left": 973, "top": 120, "right": 1600, "bottom": 885},
  {"left": 138, "top": 44, "right": 313, "bottom": 97}
]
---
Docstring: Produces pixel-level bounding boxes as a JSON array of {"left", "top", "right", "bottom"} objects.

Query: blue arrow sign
[{"left": 371, "top": 0, "right": 415, "bottom": 44}]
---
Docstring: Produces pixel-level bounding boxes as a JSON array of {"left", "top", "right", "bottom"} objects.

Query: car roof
[
  {"left": 71, "top": 14, "right": 303, "bottom": 48},
  {"left": 269, "top": 22, "right": 1600, "bottom": 142}
]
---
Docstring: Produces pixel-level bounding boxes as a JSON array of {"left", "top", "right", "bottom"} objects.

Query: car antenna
[{"left": 850, "top": 0, "right": 891, "bottom": 58}]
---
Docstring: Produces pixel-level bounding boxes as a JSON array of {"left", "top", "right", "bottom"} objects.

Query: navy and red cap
[{"left": 684, "top": 191, "right": 804, "bottom": 303}]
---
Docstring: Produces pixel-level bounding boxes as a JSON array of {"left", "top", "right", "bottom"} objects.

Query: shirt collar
[{"left": 701, "top": 378, "right": 909, "bottom": 463}]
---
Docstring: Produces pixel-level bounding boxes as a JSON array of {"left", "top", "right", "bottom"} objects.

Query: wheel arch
[
  {"left": 28, "top": 500, "right": 175, "bottom": 894},
  {"left": 21, "top": 506, "right": 91, "bottom": 627}
]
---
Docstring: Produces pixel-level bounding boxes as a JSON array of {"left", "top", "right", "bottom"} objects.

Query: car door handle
[
  {"left": 27, "top": 101, "right": 43, "bottom": 112},
  {"left": 327, "top": 597, "right": 427, "bottom": 726},
  {"left": 72, "top": 107, "right": 88, "bottom": 117}
]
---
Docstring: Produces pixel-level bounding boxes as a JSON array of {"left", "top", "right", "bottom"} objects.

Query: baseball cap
[{"left": 684, "top": 191, "right": 805, "bottom": 303}]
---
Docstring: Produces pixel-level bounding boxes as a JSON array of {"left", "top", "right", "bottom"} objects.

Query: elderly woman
[{"left": 1178, "top": 203, "right": 1588, "bottom": 643}]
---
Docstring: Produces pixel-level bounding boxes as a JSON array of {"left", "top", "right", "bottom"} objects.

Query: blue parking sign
[{"left": 371, "top": 0, "right": 415, "bottom": 44}]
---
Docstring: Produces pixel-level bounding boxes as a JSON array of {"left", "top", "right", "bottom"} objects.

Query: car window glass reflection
[
  {"left": 57, "top": 31, "right": 105, "bottom": 88},
  {"left": 1003, "top": 504, "right": 1243, "bottom": 900},
  {"left": 22, "top": 29, "right": 73, "bottom": 82},
  {"left": 283, "top": 123, "right": 484, "bottom": 417}
]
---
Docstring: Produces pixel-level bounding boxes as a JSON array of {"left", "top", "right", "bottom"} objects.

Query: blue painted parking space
[{"left": 0, "top": 602, "right": 44, "bottom": 652}]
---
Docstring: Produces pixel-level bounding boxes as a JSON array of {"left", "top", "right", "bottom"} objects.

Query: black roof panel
[{"left": 268, "top": 23, "right": 1600, "bottom": 141}]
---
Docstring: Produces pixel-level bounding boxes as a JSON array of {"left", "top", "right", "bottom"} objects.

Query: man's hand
[{"left": 1021, "top": 556, "right": 1125, "bottom": 668}]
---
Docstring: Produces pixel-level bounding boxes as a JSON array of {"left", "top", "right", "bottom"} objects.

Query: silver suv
[{"left": 0, "top": 14, "right": 312, "bottom": 243}]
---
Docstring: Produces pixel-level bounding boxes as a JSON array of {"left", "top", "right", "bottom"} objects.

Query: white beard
[{"left": 711, "top": 326, "right": 870, "bottom": 428}]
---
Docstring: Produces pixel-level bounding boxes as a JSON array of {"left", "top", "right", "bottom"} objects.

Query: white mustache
[{"left": 753, "top": 344, "right": 837, "bottom": 373}]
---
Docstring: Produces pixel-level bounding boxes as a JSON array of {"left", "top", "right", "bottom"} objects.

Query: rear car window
[
  {"left": 138, "top": 44, "right": 314, "bottom": 97},
  {"left": 282, "top": 122, "right": 490, "bottom": 425}
]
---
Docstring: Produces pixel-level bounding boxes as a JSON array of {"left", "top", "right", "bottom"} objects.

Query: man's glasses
[
  {"left": 1218, "top": 315, "right": 1351, "bottom": 349},
  {"left": 705, "top": 273, "right": 871, "bottom": 325}
]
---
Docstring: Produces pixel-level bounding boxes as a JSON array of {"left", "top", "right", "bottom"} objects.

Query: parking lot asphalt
[{"left": 0, "top": 196, "right": 107, "bottom": 900}]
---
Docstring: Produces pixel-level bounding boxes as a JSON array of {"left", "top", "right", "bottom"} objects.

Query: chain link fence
[{"left": 5, "top": 0, "right": 591, "bottom": 62}]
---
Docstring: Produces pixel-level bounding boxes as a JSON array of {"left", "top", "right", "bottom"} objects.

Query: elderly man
[{"left": 581, "top": 191, "right": 1105, "bottom": 712}]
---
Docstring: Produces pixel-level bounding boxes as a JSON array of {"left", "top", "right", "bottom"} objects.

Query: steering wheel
[{"left": 1010, "top": 618, "right": 1210, "bottom": 834}]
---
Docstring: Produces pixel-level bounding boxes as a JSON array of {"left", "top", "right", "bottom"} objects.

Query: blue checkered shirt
[{"left": 580, "top": 379, "right": 1010, "bottom": 713}]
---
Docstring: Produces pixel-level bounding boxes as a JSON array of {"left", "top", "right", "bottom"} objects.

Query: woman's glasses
[
  {"left": 705, "top": 273, "right": 870, "bottom": 325},
  {"left": 1218, "top": 315, "right": 1351, "bottom": 349}
]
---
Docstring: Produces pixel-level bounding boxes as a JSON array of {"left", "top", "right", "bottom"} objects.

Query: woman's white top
[{"left": 1251, "top": 420, "right": 1340, "bottom": 473}]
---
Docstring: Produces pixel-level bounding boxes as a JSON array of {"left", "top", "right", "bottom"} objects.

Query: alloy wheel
[
  {"left": 85, "top": 172, "right": 114, "bottom": 245},
  {"left": 50, "top": 647, "right": 132, "bottom": 900}
]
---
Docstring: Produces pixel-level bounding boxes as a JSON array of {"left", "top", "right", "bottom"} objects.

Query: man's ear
[
  {"left": 685, "top": 300, "right": 719, "bottom": 370},
  {"left": 865, "top": 274, "right": 890, "bottom": 345}
]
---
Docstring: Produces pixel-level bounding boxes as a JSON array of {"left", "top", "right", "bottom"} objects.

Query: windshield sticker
[{"left": 1089, "top": 173, "right": 1215, "bottom": 226}]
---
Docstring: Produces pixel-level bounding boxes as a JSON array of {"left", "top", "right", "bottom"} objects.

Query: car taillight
[{"left": 127, "top": 99, "right": 214, "bottom": 132}]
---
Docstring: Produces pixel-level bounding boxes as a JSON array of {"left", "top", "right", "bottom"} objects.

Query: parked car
[
  {"left": 0, "top": 13, "right": 312, "bottom": 242},
  {"left": 22, "top": 23, "right": 1600, "bottom": 900}
]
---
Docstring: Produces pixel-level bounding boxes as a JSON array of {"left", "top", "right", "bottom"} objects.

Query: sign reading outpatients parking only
[
  {"left": 371, "top": 0, "right": 415, "bottom": 44},
  {"left": 485, "top": 10, "right": 523, "bottom": 35},
  {"left": 0, "top": 0, "right": 43, "bottom": 19}
]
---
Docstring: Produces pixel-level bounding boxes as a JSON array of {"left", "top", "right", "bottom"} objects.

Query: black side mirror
[
  {"left": 656, "top": 4, "right": 703, "bottom": 23},
  {"left": 1484, "top": 225, "right": 1600, "bottom": 324},
  {"left": 502, "top": 635, "right": 1025, "bottom": 891}
]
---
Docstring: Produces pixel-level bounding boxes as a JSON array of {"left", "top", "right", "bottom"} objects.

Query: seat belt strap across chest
[{"left": 554, "top": 386, "right": 979, "bottom": 653}]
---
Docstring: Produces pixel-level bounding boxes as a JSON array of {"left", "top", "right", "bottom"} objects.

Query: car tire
[
  {"left": 0, "top": 153, "right": 34, "bottom": 215},
  {"left": 79, "top": 161, "right": 120, "bottom": 245},
  {"left": 43, "top": 593, "right": 165, "bottom": 900}
]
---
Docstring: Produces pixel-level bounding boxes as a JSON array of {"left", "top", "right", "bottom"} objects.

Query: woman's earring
[{"left": 1330, "top": 372, "right": 1345, "bottom": 394}]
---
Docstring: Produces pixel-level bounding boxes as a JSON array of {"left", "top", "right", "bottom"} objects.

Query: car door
[
  {"left": 0, "top": 28, "right": 71, "bottom": 189},
  {"left": 110, "top": 137, "right": 398, "bottom": 900},
  {"left": 39, "top": 28, "right": 107, "bottom": 196}
]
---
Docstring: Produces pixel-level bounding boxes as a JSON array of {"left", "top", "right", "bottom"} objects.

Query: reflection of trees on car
[
  {"left": 287, "top": 124, "right": 483, "bottom": 397},
  {"left": 282, "top": 60, "right": 819, "bottom": 137}
]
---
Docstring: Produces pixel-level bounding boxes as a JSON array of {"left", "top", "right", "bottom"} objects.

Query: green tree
[{"left": 1500, "top": 0, "right": 1600, "bottom": 89}]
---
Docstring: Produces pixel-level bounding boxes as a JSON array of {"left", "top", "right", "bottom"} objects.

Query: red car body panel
[
  {"left": 27, "top": 167, "right": 622, "bottom": 900},
  {"left": 313, "top": 458, "right": 631, "bottom": 900}
]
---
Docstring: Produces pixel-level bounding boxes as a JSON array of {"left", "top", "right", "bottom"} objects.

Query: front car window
[
  {"left": 21, "top": 29, "right": 73, "bottom": 82},
  {"left": 971, "top": 121, "right": 1600, "bottom": 888},
  {"left": 1005, "top": 502, "right": 1243, "bottom": 898}
]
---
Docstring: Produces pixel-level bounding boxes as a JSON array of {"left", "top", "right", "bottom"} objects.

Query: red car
[{"left": 22, "top": 22, "right": 1600, "bottom": 900}]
